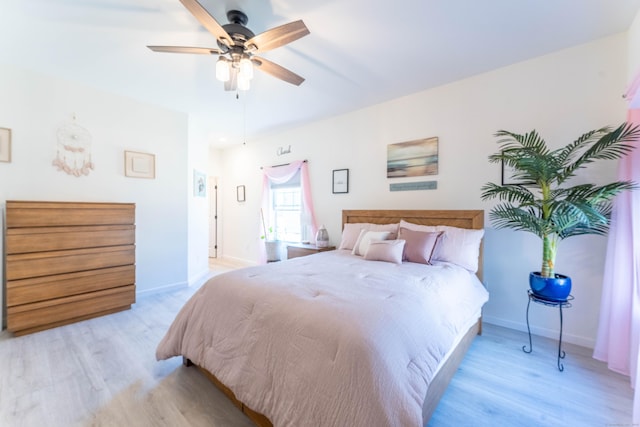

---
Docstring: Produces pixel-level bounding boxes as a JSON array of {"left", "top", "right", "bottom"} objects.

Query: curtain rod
[{"left": 260, "top": 159, "right": 308, "bottom": 170}]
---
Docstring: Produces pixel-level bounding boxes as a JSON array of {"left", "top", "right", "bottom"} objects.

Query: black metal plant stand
[{"left": 522, "top": 290, "right": 574, "bottom": 371}]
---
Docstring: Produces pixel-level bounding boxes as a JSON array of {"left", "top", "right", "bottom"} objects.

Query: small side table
[
  {"left": 522, "top": 290, "right": 574, "bottom": 371},
  {"left": 286, "top": 243, "right": 336, "bottom": 259}
]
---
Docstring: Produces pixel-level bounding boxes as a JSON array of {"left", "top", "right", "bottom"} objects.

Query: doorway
[{"left": 208, "top": 177, "right": 218, "bottom": 258}]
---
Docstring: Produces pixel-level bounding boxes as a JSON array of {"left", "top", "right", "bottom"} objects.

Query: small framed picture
[
  {"left": 124, "top": 150, "right": 155, "bottom": 178},
  {"left": 501, "top": 156, "right": 534, "bottom": 186},
  {"left": 237, "top": 185, "right": 246, "bottom": 202},
  {"left": 0, "top": 127, "right": 12, "bottom": 163},
  {"left": 332, "top": 169, "right": 349, "bottom": 194},
  {"left": 194, "top": 169, "right": 206, "bottom": 197}
]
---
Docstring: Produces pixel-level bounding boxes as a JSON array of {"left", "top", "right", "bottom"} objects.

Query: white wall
[
  {"left": 217, "top": 33, "right": 629, "bottom": 348},
  {"left": 187, "top": 116, "right": 213, "bottom": 284},
  {"left": 629, "top": 8, "right": 640, "bottom": 80},
  {"left": 0, "top": 63, "right": 189, "bottom": 321}
]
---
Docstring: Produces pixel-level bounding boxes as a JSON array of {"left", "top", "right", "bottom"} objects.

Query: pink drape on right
[{"left": 593, "top": 75, "right": 640, "bottom": 423}]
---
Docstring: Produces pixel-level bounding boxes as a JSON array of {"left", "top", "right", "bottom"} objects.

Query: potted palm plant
[{"left": 481, "top": 123, "right": 639, "bottom": 301}]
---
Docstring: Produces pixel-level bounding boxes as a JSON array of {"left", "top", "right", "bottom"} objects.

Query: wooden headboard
[{"left": 342, "top": 209, "right": 485, "bottom": 281}]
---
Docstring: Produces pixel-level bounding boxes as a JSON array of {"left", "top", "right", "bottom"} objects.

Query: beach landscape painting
[{"left": 387, "top": 137, "right": 438, "bottom": 178}]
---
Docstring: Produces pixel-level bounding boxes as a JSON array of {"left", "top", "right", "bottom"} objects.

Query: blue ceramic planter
[{"left": 529, "top": 272, "right": 572, "bottom": 302}]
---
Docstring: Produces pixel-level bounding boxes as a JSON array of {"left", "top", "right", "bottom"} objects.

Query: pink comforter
[{"left": 156, "top": 250, "right": 488, "bottom": 426}]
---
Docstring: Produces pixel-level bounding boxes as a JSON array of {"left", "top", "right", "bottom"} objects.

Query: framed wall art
[
  {"left": 125, "top": 150, "right": 155, "bottom": 179},
  {"left": 501, "top": 155, "right": 535, "bottom": 186},
  {"left": 387, "top": 137, "right": 438, "bottom": 178},
  {"left": 332, "top": 169, "right": 349, "bottom": 194},
  {"left": 237, "top": 185, "right": 246, "bottom": 202},
  {"left": 194, "top": 169, "right": 207, "bottom": 197},
  {"left": 0, "top": 127, "right": 12, "bottom": 162}
]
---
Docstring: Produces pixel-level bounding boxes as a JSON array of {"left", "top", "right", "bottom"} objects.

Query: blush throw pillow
[
  {"left": 352, "top": 230, "right": 392, "bottom": 256},
  {"left": 339, "top": 223, "right": 366, "bottom": 250},
  {"left": 339, "top": 223, "right": 399, "bottom": 250},
  {"left": 397, "top": 227, "right": 443, "bottom": 264},
  {"left": 364, "top": 240, "right": 406, "bottom": 264},
  {"left": 399, "top": 220, "right": 484, "bottom": 272}
]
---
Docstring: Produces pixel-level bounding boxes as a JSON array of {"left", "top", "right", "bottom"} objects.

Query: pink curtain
[
  {"left": 593, "top": 74, "right": 640, "bottom": 423},
  {"left": 260, "top": 160, "right": 318, "bottom": 263}
]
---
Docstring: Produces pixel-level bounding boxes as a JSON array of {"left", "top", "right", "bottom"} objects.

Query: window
[
  {"left": 272, "top": 187, "right": 301, "bottom": 242},
  {"left": 270, "top": 170, "right": 302, "bottom": 242}
]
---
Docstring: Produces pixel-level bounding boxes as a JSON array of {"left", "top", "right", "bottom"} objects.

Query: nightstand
[{"left": 286, "top": 243, "right": 336, "bottom": 259}]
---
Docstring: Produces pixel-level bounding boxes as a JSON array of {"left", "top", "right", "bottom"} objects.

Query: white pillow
[
  {"left": 339, "top": 223, "right": 399, "bottom": 250},
  {"left": 352, "top": 230, "right": 391, "bottom": 256},
  {"left": 399, "top": 220, "right": 484, "bottom": 272},
  {"left": 364, "top": 240, "right": 405, "bottom": 264}
]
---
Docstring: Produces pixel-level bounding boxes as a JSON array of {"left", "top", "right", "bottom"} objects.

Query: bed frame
[{"left": 184, "top": 209, "right": 485, "bottom": 426}]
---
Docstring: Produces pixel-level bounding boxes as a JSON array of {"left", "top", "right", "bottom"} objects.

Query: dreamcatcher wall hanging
[{"left": 52, "top": 114, "right": 95, "bottom": 176}]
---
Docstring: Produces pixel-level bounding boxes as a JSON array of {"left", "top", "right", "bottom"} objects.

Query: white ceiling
[{"left": 1, "top": 0, "right": 639, "bottom": 147}]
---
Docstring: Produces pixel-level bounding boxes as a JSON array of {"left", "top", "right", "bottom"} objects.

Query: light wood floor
[{"left": 0, "top": 258, "right": 633, "bottom": 426}]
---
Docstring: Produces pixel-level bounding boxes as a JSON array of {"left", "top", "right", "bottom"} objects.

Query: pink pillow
[
  {"left": 364, "top": 240, "right": 405, "bottom": 264},
  {"left": 397, "top": 227, "right": 443, "bottom": 265},
  {"left": 399, "top": 220, "right": 484, "bottom": 272},
  {"left": 339, "top": 223, "right": 365, "bottom": 250}
]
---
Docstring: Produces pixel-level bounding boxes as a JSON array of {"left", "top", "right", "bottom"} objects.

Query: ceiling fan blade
[
  {"left": 225, "top": 67, "right": 238, "bottom": 91},
  {"left": 147, "top": 46, "right": 221, "bottom": 55},
  {"left": 246, "top": 20, "right": 309, "bottom": 53},
  {"left": 179, "top": 0, "right": 233, "bottom": 47},
  {"left": 253, "top": 56, "right": 305, "bottom": 86}
]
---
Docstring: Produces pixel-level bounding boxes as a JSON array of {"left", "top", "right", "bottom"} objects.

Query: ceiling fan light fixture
[
  {"left": 239, "top": 57, "right": 253, "bottom": 80},
  {"left": 237, "top": 73, "right": 251, "bottom": 91},
  {"left": 216, "top": 57, "right": 230, "bottom": 82},
  {"left": 149, "top": 2, "right": 309, "bottom": 91}
]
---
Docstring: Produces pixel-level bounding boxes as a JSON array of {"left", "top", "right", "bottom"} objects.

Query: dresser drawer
[
  {"left": 6, "top": 245, "right": 135, "bottom": 281},
  {"left": 6, "top": 265, "right": 135, "bottom": 307},
  {"left": 6, "top": 201, "right": 134, "bottom": 227},
  {"left": 6, "top": 225, "right": 135, "bottom": 254},
  {"left": 7, "top": 284, "right": 136, "bottom": 335}
]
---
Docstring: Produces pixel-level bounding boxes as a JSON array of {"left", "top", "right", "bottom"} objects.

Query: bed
[{"left": 156, "top": 209, "right": 488, "bottom": 426}]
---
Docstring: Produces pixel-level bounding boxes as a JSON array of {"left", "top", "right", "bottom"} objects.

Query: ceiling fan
[{"left": 147, "top": 0, "right": 310, "bottom": 91}]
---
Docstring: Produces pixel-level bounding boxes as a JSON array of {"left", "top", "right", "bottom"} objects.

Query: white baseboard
[
  {"left": 188, "top": 269, "right": 212, "bottom": 287},
  {"left": 483, "top": 315, "right": 595, "bottom": 349},
  {"left": 214, "top": 255, "right": 257, "bottom": 267},
  {"left": 136, "top": 281, "right": 188, "bottom": 296}
]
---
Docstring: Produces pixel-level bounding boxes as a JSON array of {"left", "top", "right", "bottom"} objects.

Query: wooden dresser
[{"left": 5, "top": 201, "right": 136, "bottom": 336}]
